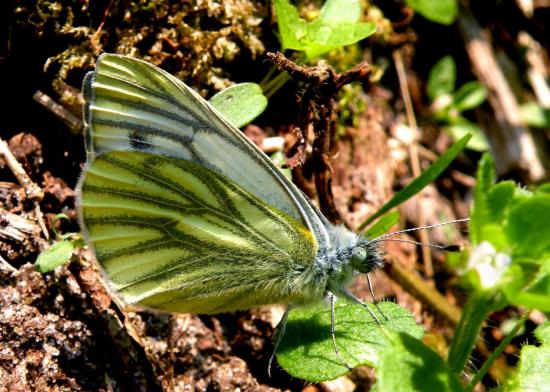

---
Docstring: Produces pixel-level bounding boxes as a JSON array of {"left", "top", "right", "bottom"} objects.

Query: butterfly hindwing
[
  {"left": 79, "top": 150, "right": 321, "bottom": 313},
  {"left": 83, "top": 53, "right": 329, "bottom": 247}
]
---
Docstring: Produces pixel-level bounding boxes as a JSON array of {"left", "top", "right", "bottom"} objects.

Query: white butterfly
[{"left": 77, "top": 53, "right": 386, "bottom": 372}]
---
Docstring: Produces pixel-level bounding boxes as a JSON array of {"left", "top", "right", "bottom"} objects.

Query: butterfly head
[
  {"left": 349, "top": 239, "right": 385, "bottom": 274},
  {"left": 324, "top": 225, "right": 385, "bottom": 276}
]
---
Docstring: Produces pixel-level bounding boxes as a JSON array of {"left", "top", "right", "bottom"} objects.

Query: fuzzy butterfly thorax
[{"left": 316, "top": 225, "right": 385, "bottom": 294}]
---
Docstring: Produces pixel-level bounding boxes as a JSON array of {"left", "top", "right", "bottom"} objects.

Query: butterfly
[{"left": 76, "top": 53, "right": 387, "bottom": 372}]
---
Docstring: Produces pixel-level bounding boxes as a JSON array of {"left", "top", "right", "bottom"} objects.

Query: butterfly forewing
[
  {"left": 83, "top": 54, "right": 329, "bottom": 247},
  {"left": 79, "top": 151, "right": 320, "bottom": 313}
]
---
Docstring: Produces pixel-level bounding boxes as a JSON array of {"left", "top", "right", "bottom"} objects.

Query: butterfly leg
[
  {"left": 268, "top": 306, "right": 291, "bottom": 377},
  {"left": 329, "top": 293, "right": 353, "bottom": 371},
  {"left": 340, "top": 287, "right": 382, "bottom": 326},
  {"left": 366, "top": 274, "right": 388, "bottom": 321}
]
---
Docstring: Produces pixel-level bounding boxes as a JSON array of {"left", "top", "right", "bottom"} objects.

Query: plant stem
[
  {"left": 263, "top": 71, "right": 292, "bottom": 99},
  {"left": 466, "top": 311, "right": 530, "bottom": 391},
  {"left": 447, "top": 291, "right": 494, "bottom": 374},
  {"left": 259, "top": 65, "right": 277, "bottom": 87}
]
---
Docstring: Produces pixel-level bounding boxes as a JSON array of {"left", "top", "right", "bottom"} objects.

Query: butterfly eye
[{"left": 350, "top": 246, "right": 367, "bottom": 265}]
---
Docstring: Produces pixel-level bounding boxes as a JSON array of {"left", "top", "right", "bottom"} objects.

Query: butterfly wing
[
  {"left": 82, "top": 53, "right": 329, "bottom": 247},
  {"left": 77, "top": 54, "right": 331, "bottom": 312},
  {"left": 79, "top": 150, "right": 322, "bottom": 313}
]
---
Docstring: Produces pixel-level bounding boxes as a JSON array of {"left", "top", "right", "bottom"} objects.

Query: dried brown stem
[
  {"left": 33, "top": 90, "right": 82, "bottom": 133},
  {"left": 266, "top": 52, "right": 372, "bottom": 223},
  {"left": 0, "top": 137, "right": 43, "bottom": 201},
  {"left": 457, "top": 6, "right": 546, "bottom": 181},
  {"left": 393, "top": 49, "right": 432, "bottom": 280},
  {"left": 519, "top": 31, "right": 550, "bottom": 108},
  {"left": 266, "top": 52, "right": 333, "bottom": 83},
  {"left": 0, "top": 210, "right": 42, "bottom": 244}
]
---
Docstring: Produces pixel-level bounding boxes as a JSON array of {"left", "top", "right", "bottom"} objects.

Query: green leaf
[
  {"left": 428, "top": 56, "right": 456, "bottom": 100},
  {"left": 520, "top": 102, "right": 550, "bottom": 128},
  {"left": 274, "top": 0, "right": 375, "bottom": 60},
  {"left": 372, "top": 332, "right": 465, "bottom": 392},
  {"left": 452, "top": 81, "right": 487, "bottom": 112},
  {"left": 505, "top": 262, "right": 550, "bottom": 311},
  {"left": 364, "top": 211, "right": 401, "bottom": 239},
  {"left": 406, "top": 0, "right": 458, "bottom": 25},
  {"left": 486, "top": 181, "right": 515, "bottom": 223},
  {"left": 358, "top": 134, "right": 471, "bottom": 230},
  {"left": 34, "top": 240, "right": 74, "bottom": 273},
  {"left": 536, "top": 323, "right": 550, "bottom": 341},
  {"left": 444, "top": 122, "right": 488, "bottom": 152},
  {"left": 477, "top": 224, "right": 508, "bottom": 252},
  {"left": 505, "top": 323, "right": 550, "bottom": 392},
  {"left": 277, "top": 301, "right": 423, "bottom": 382},
  {"left": 304, "top": 20, "right": 376, "bottom": 59},
  {"left": 469, "top": 153, "right": 495, "bottom": 245},
  {"left": 274, "top": 0, "right": 308, "bottom": 52},
  {"left": 319, "top": 0, "right": 362, "bottom": 22},
  {"left": 506, "top": 194, "right": 550, "bottom": 258},
  {"left": 209, "top": 83, "right": 267, "bottom": 128}
]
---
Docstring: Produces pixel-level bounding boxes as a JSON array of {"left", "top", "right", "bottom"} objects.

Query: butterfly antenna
[
  {"left": 376, "top": 238, "right": 462, "bottom": 252},
  {"left": 372, "top": 218, "right": 470, "bottom": 242}
]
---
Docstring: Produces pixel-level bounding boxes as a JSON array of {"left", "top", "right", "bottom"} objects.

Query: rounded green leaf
[
  {"left": 452, "top": 81, "right": 487, "bottom": 112},
  {"left": 486, "top": 181, "right": 515, "bottom": 223},
  {"left": 276, "top": 301, "right": 423, "bottom": 382},
  {"left": 34, "top": 240, "right": 74, "bottom": 273},
  {"left": 428, "top": 56, "right": 456, "bottom": 100},
  {"left": 406, "top": 0, "right": 458, "bottom": 25},
  {"left": 444, "top": 123, "right": 488, "bottom": 152},
  {"left": 209, "top": 83, "right": 267, "bottom": 128}
]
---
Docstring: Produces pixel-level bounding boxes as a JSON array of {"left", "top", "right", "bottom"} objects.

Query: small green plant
[
  {"left": 34, "top": 214, "right": 83, "bottom": 273},
  {"left": 447, "top": 153, "right": 550, "bottom": 391},
  {"left": 468, "top": 154, "right": 550, "bottom": 312},
  {"left": 428, "top": 55, "right": 489, "bottom": 151}
]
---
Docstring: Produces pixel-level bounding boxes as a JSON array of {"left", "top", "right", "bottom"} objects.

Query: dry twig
[
  {"left": 267, "top": 52, "right": 371, "bottom": 223},
  {"left": 0, "top": 137, "right": 44, "bottom": 201},
  {"left": 457, "top": 7, "right": 546, "bottom": 181},
  {"left": 33, "top": 90, "right": 82, "bottom": 133},
  {"left": 393, "top": 49, "right": 433, "bottom": 279}
]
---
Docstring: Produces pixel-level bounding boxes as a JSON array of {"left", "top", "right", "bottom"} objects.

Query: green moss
[{"left": 13, "top": 0, "right": 268, "bottom": 97}]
